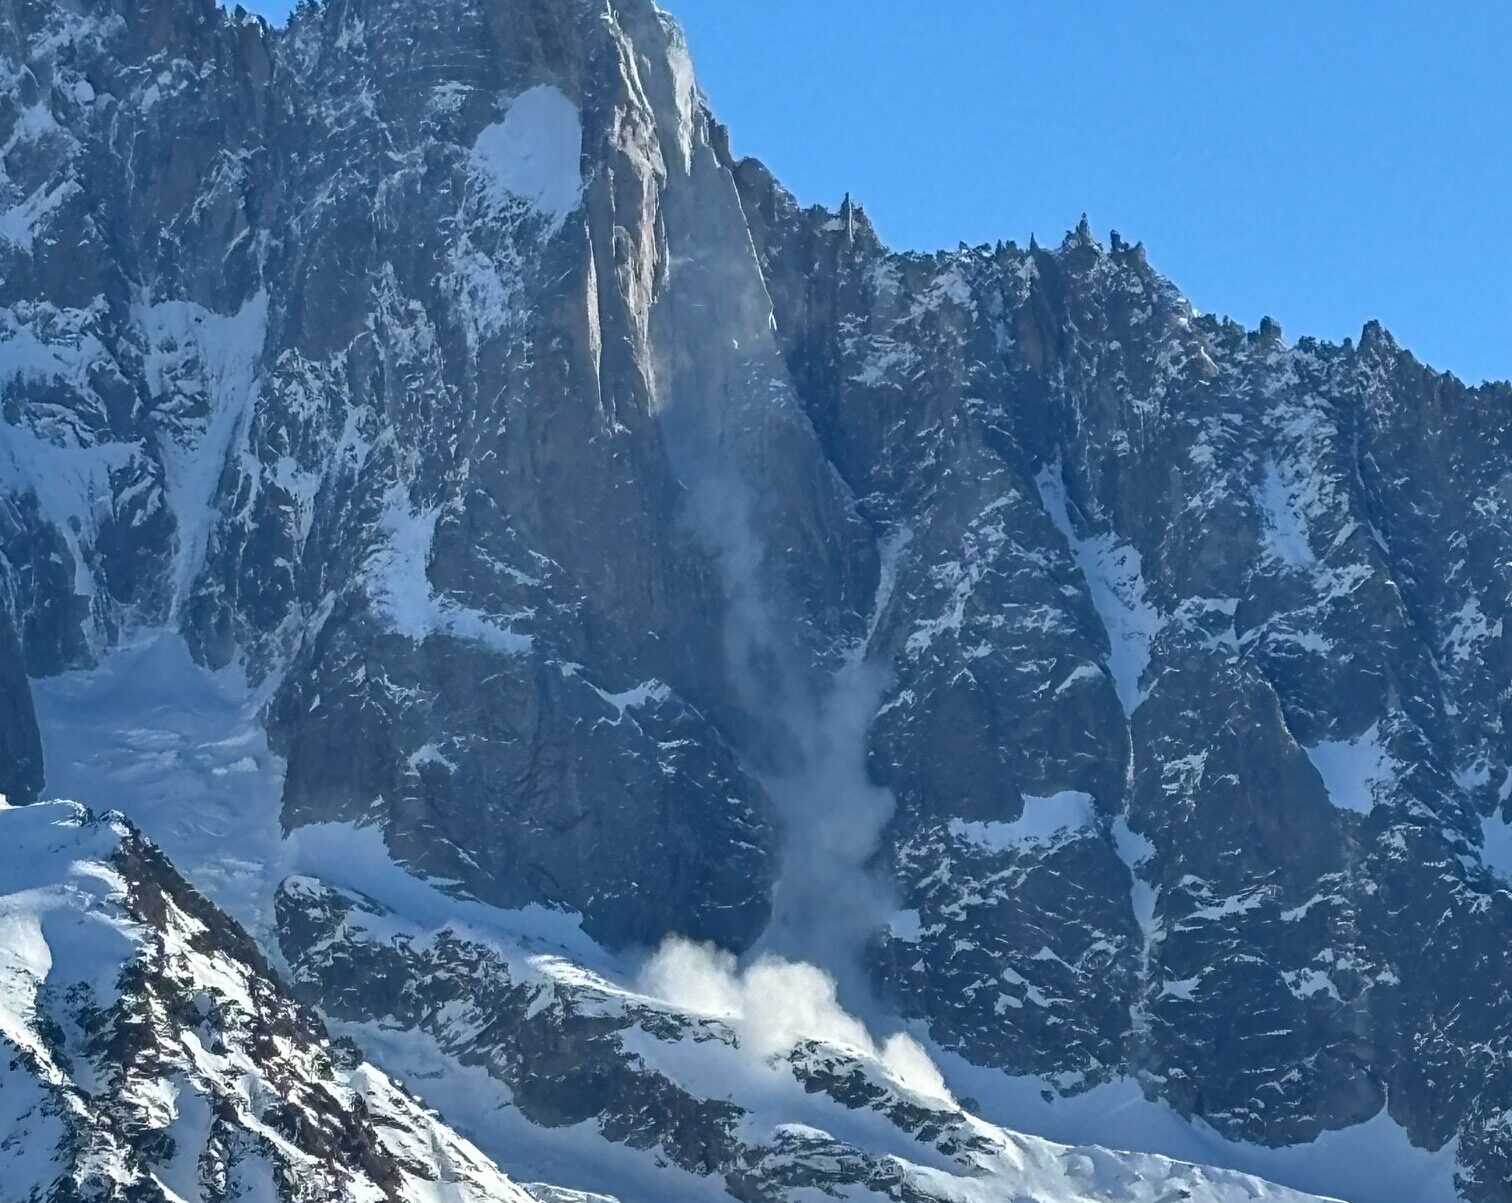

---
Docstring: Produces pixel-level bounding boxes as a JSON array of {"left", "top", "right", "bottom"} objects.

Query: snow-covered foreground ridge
[
  {"left": 0, "top": 798, "right": 544, "bottom": 1203},
  {"left": 0, "top": 798, "right": 1339, "bottom": 1203}
]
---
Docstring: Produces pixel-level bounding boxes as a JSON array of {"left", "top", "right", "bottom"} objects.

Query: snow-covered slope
[{"left": 0, "top": 798, "right": 555, "bottom": 1203}]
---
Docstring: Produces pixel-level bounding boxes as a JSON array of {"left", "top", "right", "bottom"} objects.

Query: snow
[
  {"left": 1112, "top": 816, "right": 1159, "bottom": 938},
  {"left": 30, "top": 630, "right": 594, "bottom": 968},
  {"left": 448, "top": 242, "right": 526, "bottom": 348},
  {"left": 339, "top": 1020, "right": 732, "bottom": 1203},
  {"left": 561, "top": 667, "right": 671, "bottom": 724},
  {"left": 0, "top": 413, "right": 136, "bottom": 599},
  {"left": 408, "top": 743, "right": 457, "bottom": 772},
  {"left": 0, "top": 179, "right": 80, "bottom": 252},
  {"left": 1454, "top": 762, "right": 1491, "bottom": 793},
  {"left": 365, "top": 493, "right": 533, "bottom": 654},
  {"left": 626, "top": 936, "right": 1326, "bottom": 1203},
  {"left": 0, "top": 834, "right": 556, "bottom": 1203},
  {"left": 1303, "top": 723, "right": 1394, "bottom": 815},
  {"left": 32, "top": 634, "right": 288, "bottom": 945},
  {"left": 0, "top": 801, "right": 137, "bottom": 1065},
  {"left": 306, "top": 900, "right": 1327, "bottom": 1203},
  {"left": 136, "top": 292, "right": 270, "bottom": 612},
  {"left": 288, "top": 825, "right": 597, "bottom": 961},
  {"left": 227, "top": 1153, "right": 281, "bottom": 1203},
  {"left": 949, "top": 790, "right": 1096, "bottom": 853},
  {"left": 347, "top": 1064, "right": 538, "bottom": 1203},
  {"left": 0, "top": 906, "right": 53, "bottom": 1051},
  {"left": 159, "top": 897, "right": 259, "bottom": 1013},
  {"left": 1478, "top": 812, "right": 1512, "bottom": 884},
  {"left": 152, "top": 1079, "right": 213, "bottom": 1203},
  {"left": 1444, "top": 596, "right": 1501, "bottom": 664},
  {"left": 888, "top": 908, "right": 923, "bottom": 942},
  {"left": 470, "top": 86, "right": 583, "bottom": 233},
  {"left": 849, "top": 337, "right": 922, "bottom": 388},
  {"left": 1281, "top": 968, "right": 1339, "bottom": 1001},
  {"left": 0, "top": 309, "right": 139, "bottom": 598},
  {"left": 0, "top": 1054, "right": 68, "bottom": 1198},
  {"left": 929, "top": 1047, "right": 1461, "bottom": 1203},
  {"left": 1255, "top": 462, "right": 1315, "bottom": 567},
  {"left": 904, "top": 503, "right": 1009, "bottom": 658},
  {"left": 22, "top": 632, "right": 1356, "bottom": 1203},
  {"left": 1036, "top": 464, "right": 1163, "bottom": 715}
]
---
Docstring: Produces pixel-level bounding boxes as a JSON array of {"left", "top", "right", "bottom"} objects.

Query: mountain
[{"left": 0, "top": 0, "right": 1508, "bottom": 1200}]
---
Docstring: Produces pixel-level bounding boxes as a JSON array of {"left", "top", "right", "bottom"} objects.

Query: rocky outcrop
[{"left": 734, "top": 173, "right": 1512, "bottom": 1196}]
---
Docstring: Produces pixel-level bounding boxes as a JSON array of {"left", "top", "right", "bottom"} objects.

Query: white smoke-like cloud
[
  {"left": 756, "top": 649, "right": 899, "bottom": 1006},
  {"left": 640, "top": 935, "right": 953, "bottom": 1106},
  {"left": 648, "top": 167, "right": 914, "bottom": 1028}
]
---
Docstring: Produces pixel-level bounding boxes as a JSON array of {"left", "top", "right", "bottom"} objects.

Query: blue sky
[{"left": 243, "top": 2, "right": 1510, "bottom": 384}]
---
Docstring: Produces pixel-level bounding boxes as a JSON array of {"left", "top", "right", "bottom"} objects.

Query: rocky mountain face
[
  {"left": 737, "top": 176, "right": 1512, "bottom": 1164},
  {"left": 1, "top": 0, "right": 1509, "bottom": 1201}
]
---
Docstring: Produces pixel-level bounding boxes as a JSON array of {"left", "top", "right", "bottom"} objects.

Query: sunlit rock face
[{"left": 1, "top": 1, "right": 1511, "bottom": 1200}]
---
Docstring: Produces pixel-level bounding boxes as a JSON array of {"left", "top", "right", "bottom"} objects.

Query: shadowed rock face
[
  {"left": 0, "top": 598, "right": 41, "bottom": 804},
  {"left": 2, "top": 0, "right": 1511, "bottom": 1199}
]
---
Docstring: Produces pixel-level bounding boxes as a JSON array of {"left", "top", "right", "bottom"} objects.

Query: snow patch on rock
[
  {"left": 1255, "top": 461, "right": 1315, "bottom": 568},
  {"left": 1303, "top": 723, "right": 1394, "bottom": 815},
  {"left": 0, "top": 801, "right": 135, "bottom": 1061},
  {"left": 366, "top": 492, "right": 532, "bottom": 654},
  {"left": 1478, "top": 812, "right": 1512, "bottom": 885},
  {"left": 136, "top": 291, "right": 270, "bottom": 611},
  {"left": 931, "top": 1048, "right": 1461, "bottom": 1203},
  {"left": 0, "top": 180, "right": 80, "bottom": 252},
  {"left": 0, "top": 308, "right": 140, "bottom": 599},
  {"left": 470, "top": 86, "right": 583, "bottom": 233},
  {"left": 1112, "top": 816, "right": 1160, "bottom": 938},
  {"left": 1036, "top": 464, "right": 1163, "bottom": 714},
  {"left": 949, "top": 790, "right": 1097, "bottom": 853}
]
